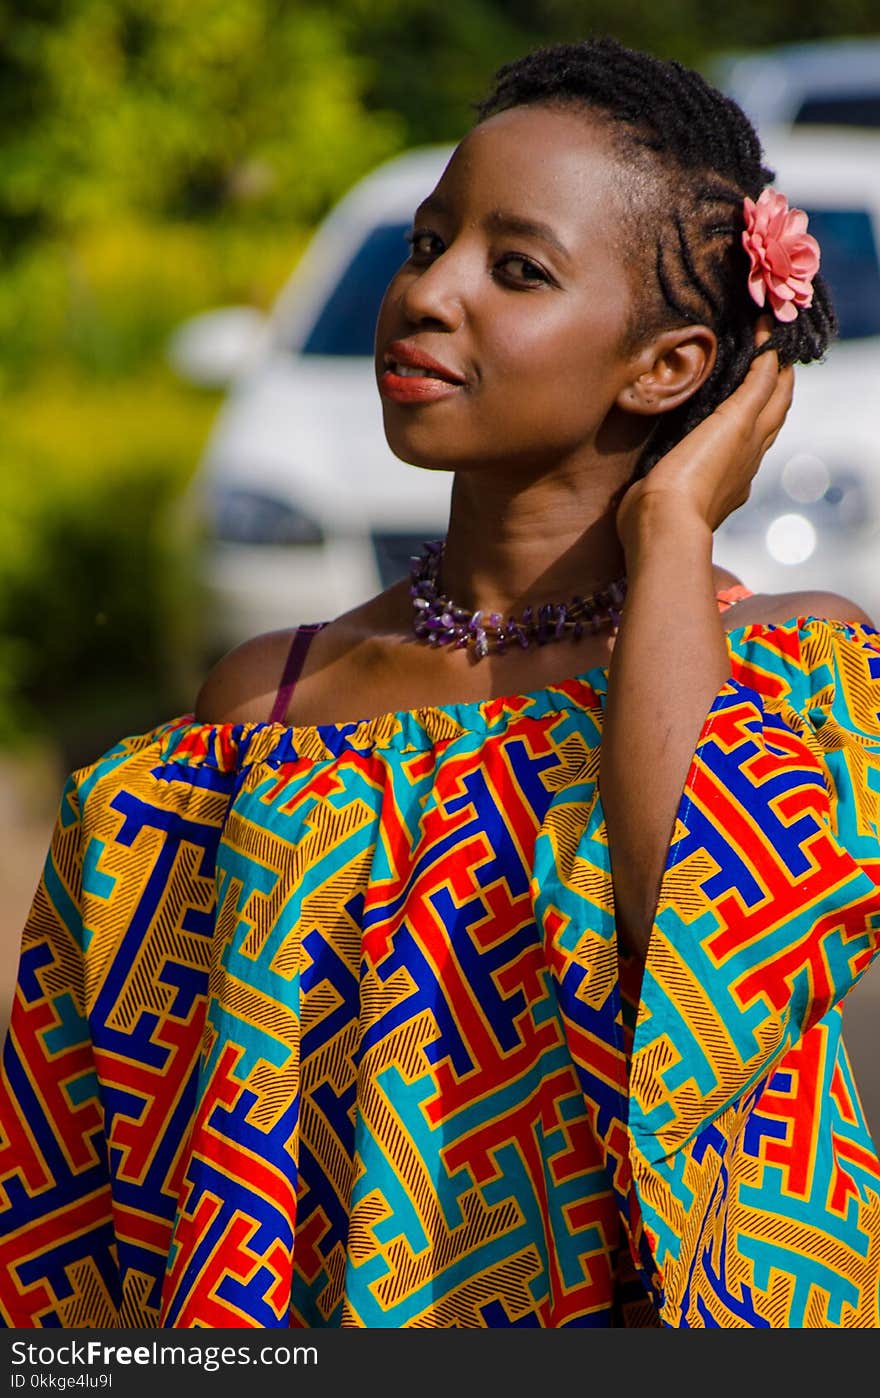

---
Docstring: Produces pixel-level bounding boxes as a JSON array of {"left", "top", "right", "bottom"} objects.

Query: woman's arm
[
  {"left": 599, "top": 505, "right": 727, "bottom": 958},
  {"left": 599, "top": 340, "right": 794, "bottom": 959}
]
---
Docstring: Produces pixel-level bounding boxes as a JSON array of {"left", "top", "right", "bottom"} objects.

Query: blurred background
[{"left": 1, "top": 1, "right": 879, "bottom": 1133}]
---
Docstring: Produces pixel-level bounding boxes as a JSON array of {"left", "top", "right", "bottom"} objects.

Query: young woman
[{"left": 2, "top": 37, "right": 879, "bottom": 1330}]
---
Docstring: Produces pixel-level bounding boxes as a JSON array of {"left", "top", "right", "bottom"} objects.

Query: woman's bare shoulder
[
  {"left": 722, "top": 586, "right": 876, "bottom": 631},
  {"left": 194, "top": 629, "right": 298, "bottom": 724},
  {"left": 193, "top": 589, "right": 398, "bottom": 724},
  {"left": 711, "top": 560, "right": 875, "bottom": 629}
]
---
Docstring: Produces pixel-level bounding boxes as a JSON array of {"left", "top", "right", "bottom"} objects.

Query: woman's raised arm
[{"left": 599, "top": 337, "right": 795, "bottom": 958}]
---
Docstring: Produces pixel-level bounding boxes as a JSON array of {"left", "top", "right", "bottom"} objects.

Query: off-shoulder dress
[{"left": 2, "top": 601, "right": 880, "bottom": 1328}]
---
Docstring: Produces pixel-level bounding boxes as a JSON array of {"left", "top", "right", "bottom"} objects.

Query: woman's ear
[{"left": 616, "top": 324, "right": 717, "bottom": 416}]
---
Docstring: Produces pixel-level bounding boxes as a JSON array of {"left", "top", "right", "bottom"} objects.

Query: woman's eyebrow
[
  {"left": 411, "top": 197, "right": 571, "bottom": 263},
  {"left": 486, "top": 210, "right": 571, "bottom": 260}
]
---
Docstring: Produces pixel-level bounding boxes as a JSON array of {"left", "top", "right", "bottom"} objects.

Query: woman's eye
[
  {"left": 405, "top": 229, "right": 443, "bottom": 260},
  {"left": 497, "top": 254, "right": 550, "bottom": 285},
  {"left": 402, "top": 233, "right": 551, "bottom": 286}
]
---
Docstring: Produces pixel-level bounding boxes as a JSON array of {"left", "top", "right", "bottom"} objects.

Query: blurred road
[{"left": 1, "top": 758, "right": 878, "bottom": 1149}]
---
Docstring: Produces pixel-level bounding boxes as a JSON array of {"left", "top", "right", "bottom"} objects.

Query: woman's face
[{"left": 374, "top": 104, "right": 648, "bottom": 477}]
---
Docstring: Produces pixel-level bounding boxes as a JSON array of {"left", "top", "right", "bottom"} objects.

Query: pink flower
[{"left": 742, "top": 188, "right": 820, "bottom": 323}]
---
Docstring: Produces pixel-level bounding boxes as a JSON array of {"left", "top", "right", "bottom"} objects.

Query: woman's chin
[{"left": 384, "top": 434, "right": 462, "bottom": 474}]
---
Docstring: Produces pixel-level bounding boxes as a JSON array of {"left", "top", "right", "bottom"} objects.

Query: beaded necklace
[{"left": 409, "top": 539, "right": 627, "bottom": 659}]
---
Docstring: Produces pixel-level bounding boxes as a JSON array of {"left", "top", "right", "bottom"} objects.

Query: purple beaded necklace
[{"left": 409, "top": 539, "right": 627, "bottom": 659}]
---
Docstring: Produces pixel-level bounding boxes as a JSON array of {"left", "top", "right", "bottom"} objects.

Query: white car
[
  {"left": 711, "top": 36, "right": 880, "bottom": 131},
  {"left": 170, "top": 126, "right": 880, "bottom": 657}
]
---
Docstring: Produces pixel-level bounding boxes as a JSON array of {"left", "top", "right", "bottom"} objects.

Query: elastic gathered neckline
[
  {"left": 157, "top": 666, "right": 609, "bottom": 768},
  {"left": 151, "top": 616, "right": 874, "bottom": 770}
]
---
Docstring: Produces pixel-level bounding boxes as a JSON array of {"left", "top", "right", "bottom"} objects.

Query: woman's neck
[{"left": 439, "top": 462, "right": 631, "bottom": 618}]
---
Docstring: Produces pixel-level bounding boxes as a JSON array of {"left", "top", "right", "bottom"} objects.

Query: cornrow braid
[{"left": 476, "top": 36, "right": 838, "bottom": 474}]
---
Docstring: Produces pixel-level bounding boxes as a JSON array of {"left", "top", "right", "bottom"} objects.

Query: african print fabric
[{"left": 1, "top": 616, "right": 880, "bottom": 1328}]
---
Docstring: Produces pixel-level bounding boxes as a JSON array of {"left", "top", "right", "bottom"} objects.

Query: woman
[{"left": 2, "top": 37, "right": 879, "bottom": 1329}]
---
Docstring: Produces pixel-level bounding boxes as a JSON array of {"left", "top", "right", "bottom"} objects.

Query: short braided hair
[{"left": 476, "top": 36, "right": 838, "bottom": 474}]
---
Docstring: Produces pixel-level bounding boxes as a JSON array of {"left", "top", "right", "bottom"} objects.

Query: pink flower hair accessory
[{"left": 742, "top": 187, "right": 820, "bottom": 323}]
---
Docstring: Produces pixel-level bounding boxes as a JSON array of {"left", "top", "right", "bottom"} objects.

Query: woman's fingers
[
  {"left": 717, "top": 344, "right": 793, "bottom": 460},
  {"left": 754, "top": 314, "right": 774, "bottom": 346},
  {"left": 714, "top": 346, "right": 781, "bottom": 430},
  {"left": 706, "top": 349, "right": 792, "bottom": 512},
  {"left": 755, "top": 362, "right": 795, "bottom": 443}
]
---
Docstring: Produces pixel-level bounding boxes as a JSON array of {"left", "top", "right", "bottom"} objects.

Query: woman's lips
[
  {"left": 379, "top": 340, "right": 467, "bottom": 402},
  {"left": 379, "top": 369, "right": 465, "bottom": 403}
]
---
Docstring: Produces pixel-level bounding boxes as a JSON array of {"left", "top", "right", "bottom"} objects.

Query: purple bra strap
[{"left": 268, "top": 622, "right": 328, "bottom": 724}]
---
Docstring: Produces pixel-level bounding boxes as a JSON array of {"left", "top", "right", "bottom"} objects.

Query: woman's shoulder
[
  {"left": 719, "top": 581, "right": 876, "bottom": 632},
  {"left": 192, "top": 575, "right": 877, "bottom": 725},
  {"left": 194, "top": 585, "right": 410, "bottom": 725},
  {"left": 194, "top": 628, "right": 305, "bottom": 725},
  {"left": 710, "top": 561, "right": 875, "bottom": 630}
]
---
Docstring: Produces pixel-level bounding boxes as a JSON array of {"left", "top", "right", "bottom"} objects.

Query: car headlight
[{"left": 209, "top": 487, "right": 324, "bottom": 546}]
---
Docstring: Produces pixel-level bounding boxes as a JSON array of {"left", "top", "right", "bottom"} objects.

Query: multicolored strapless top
[{"left": 2, "top": 616, "right": 880, "bottom": 1328}]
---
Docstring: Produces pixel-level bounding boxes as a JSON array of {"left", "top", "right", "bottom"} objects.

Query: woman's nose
[{"left": 399, "top": 250, "right": 468, "bottom": 330}]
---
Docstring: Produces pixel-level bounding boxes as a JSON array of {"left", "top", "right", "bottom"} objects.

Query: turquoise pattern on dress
[{"left": 0, "top": 617, "right": 879, "bottom": 1327}]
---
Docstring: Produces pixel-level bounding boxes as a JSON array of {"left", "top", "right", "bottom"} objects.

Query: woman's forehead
[{"left": 426, "top": 106, "right": 629, "bottom": 231}]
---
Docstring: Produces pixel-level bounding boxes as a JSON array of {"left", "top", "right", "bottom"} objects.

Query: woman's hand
[{"left": 615, "top": 321, "right": 794, "bottom": 556}]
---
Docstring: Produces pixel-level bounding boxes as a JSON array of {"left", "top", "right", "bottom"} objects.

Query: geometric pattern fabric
[{"left": 1, "top": 616, "right": 880, "bottom": 1328}]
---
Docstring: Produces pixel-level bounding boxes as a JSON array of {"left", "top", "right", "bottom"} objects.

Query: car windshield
[
  {"left": 802, "top": 206, "right": 880, "bottom": 340},
  {"left": 795, "top": 94, "right": 880, "bottom": 127},
  {"left": 300, "top": 223, "right": 411, "bottom": 357},
  {"left": 296, "top": 206, "right": 880, "bottom": 356}
]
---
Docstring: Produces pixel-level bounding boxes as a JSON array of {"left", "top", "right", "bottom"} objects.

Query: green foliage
[
  {"left": 0, "top": 0, "right": 405, "bottom": 251},
  {"left": 0, "top": 369, "right": 218, "bottom": 760},
  {"left": 0, "top": 219, "right": 305, "bottom": 386},
  {"left": 0, "top": 212, "right": 299, "bottom": 758}
]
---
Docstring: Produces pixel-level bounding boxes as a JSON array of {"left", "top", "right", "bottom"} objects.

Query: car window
[
  {"left": 299, "top": 222, "right": 411, "bottom": 356},
  {"left": 295, "top": 206, "right": 880, "bottom": 357},
  {"left": 795, "top": 95, "right": 880, "bottom": 128},
  {"left": 804, "top": 206, "right": 880, "bottom": 340}
]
